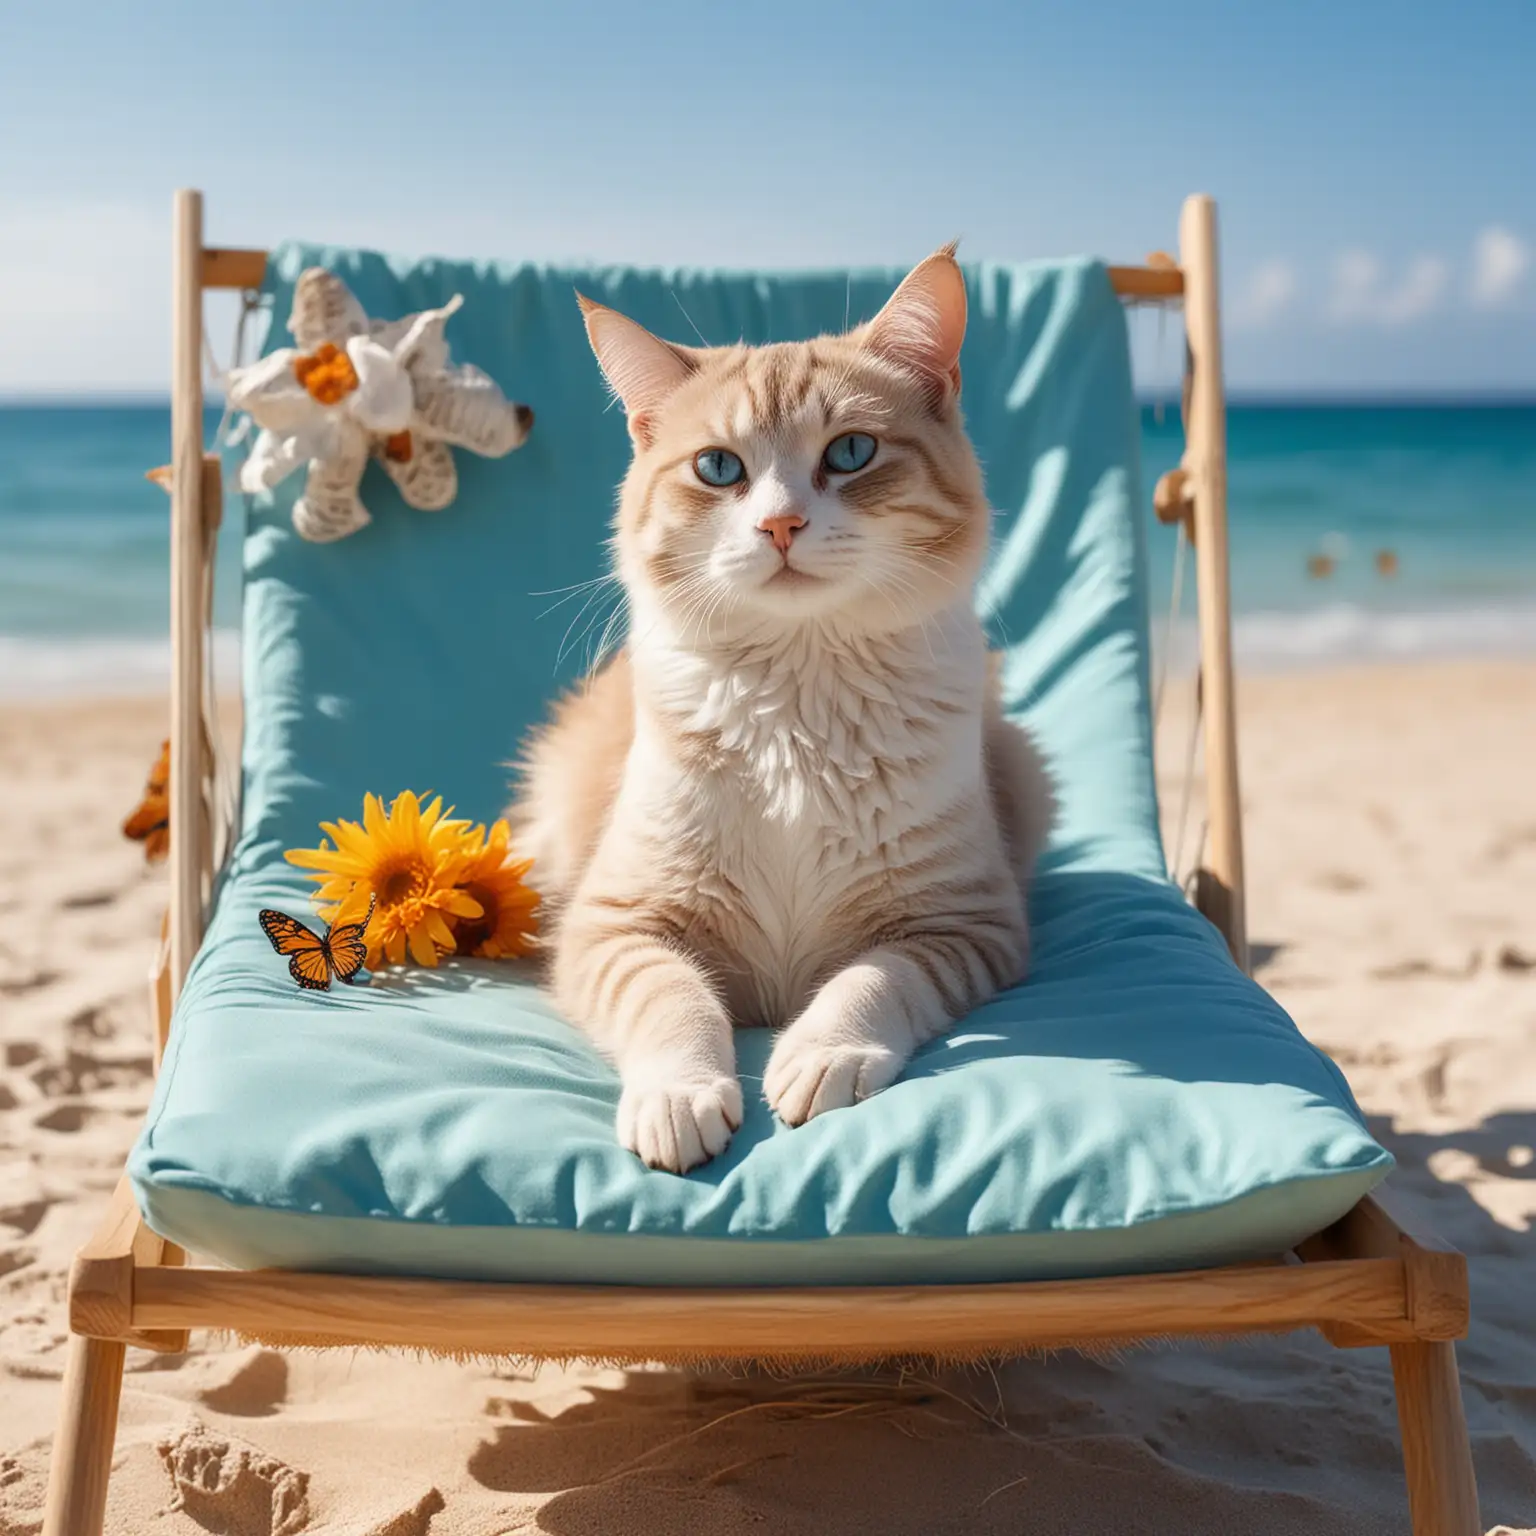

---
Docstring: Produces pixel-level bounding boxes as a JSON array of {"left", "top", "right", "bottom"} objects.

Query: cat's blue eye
[
  {"left": 693, "top": 448, "right": 745, "bottom": 488},
  {"left": 822, "top": 432, "right": 877, "bottom": 474}
]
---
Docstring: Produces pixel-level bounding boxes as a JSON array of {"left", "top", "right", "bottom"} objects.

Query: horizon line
[{"left": 4, "top": 389, "right": 1536, "bottom": 410}]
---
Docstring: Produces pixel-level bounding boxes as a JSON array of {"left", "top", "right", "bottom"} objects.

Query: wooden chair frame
[{"left": 42, "top": 191, "right": 1481, "bottom": 1536}]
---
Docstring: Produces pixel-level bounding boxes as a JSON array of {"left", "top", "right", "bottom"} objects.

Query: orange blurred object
[{"left": 122, "top": 739, "right": 171, "bottom": 863}]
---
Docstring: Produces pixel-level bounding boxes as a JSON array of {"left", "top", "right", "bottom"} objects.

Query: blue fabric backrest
[{"left": 227, "top": 247, "right": 1162, "bottom": 922}]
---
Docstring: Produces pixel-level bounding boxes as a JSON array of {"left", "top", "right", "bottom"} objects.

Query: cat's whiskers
[
  {"left": 533, "top": 571, "right": 621, "bottom": 622},
  {"left": 554, "top": 579, "right": 624, "bottom": 671},
  {"left": 858, "top": 558, "right": 941, "bottom": 664},
  {"left": 587, "top": 606, "right": 630, "bottom": 674},
  {"left": 669, "top": 290, "right": 710, "bottom": 347},
  {"left": 661, "top": 565, "right": 733, "bottom": 648}
]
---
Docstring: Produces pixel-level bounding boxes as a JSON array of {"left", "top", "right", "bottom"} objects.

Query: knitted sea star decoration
[{"left": 228, "top": 268, "right": 533, "bottom": 542}]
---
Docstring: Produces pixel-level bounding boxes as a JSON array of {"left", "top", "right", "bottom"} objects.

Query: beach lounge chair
[{"left": 44, "top": 191, "right": 1481, "bottom": 1536}]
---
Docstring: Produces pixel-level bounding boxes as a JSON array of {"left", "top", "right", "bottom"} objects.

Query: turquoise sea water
[{"left": 1, "top": 402, "right": 1533, "bottom": 694}]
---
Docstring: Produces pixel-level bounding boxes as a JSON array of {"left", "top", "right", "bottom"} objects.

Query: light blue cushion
[{"left": 128, "top": 247, "right": 1390, "bottom": 1285}]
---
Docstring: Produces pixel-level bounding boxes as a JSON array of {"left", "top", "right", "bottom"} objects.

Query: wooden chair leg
[
  {"left": 1390, "top": 1340, "right": 1481, "bottom": 1536},
  {"left": 41, "top": 1336, "right": 127, "bottom": 1536}
]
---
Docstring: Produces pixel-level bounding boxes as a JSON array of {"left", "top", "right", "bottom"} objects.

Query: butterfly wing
[
  {"left": 259, "top": 909, "right": 321, "bottom": 956},
  {"left": 258, "top": 909, "right": 333, "bottom": 992},
  {"left": 288, "top": 947, "right": 335, "bottom": 991},
  {"left": 324, "top": 899, "right": 375, "bottom": 985}
]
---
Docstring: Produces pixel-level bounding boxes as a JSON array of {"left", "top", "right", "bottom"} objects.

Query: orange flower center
[
  {"left": 293, "top": 342, "right": 359, "bottom": 405},
  {"left": 452, "top": 881, "right": 498, "bottom": 953},
  {"left": 384, "top": 430, "right": 414, "bottom": 462},
  {"left": 378, "top": 862, "right": 429, "bottom": 908}
]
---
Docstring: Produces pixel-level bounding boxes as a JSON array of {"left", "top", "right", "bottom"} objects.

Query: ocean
[{"left": 1, "top": 402, "right": 1533, "bottom": 697}]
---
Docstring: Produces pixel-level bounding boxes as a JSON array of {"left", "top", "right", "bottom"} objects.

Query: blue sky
[{"left": 2, "top": 0, "right": 1532, "bottom": 394}]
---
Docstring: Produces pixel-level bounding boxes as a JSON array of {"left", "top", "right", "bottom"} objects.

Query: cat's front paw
[
  {"left": 618, "top": 1074, "right": 743, "bottom": 1173},
  {"left": 764, "top": 1030, "right": 903, "bottom": 1126}
]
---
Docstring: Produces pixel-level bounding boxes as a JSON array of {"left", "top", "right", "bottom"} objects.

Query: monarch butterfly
[
  {"left": 122, "top": 739, "right": 171, "bottom": 863},
  {"left": 258, "top": 900, "right": 375, "bottom": 991}
]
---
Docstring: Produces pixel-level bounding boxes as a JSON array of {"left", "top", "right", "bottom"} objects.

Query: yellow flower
[
  {"left": 285, "top": 790, "right": 482, "bottom": 968},
  {"left": 448, "top": 820, "right": 541, "bottom": 960}
]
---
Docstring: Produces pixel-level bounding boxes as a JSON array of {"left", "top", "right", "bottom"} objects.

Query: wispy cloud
[
  {"left": 1470, "top": 226, "right": 1530, "bottom": 308},
  {"left": 1327, "top": 250, "right": 1449, "bottom": 327},
  {"left": 1328, "top": 250, "right": 1380, "bottom": 322},
  {"left": 1380, "top": 256, "right": 1451, "bottom": 324},
  {"left": 1230, "top": 258, "right": 1297, "bottom": 331}
]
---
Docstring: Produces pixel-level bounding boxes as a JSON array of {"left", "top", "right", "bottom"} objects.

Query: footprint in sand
[
  {"left": 159, "top": 1420, "right": 312, "bottom": 1536},
  {"left": 0, "top": 970, "right": 60, "bottom": 997},
  {"left": 65, "top": 1004, "right": 113, "bottom": 1041},
  {"left": 31, "top": 1044, "right": 153, "bottom": 1098},
  {"left": 1370, "top": 952, "right": 1482, "bottom": 982},
  {"left": 198, "top": 1347, "right": 291, "bottom": 1417},
  {"left": 33, "top": 1102, "right": 96, "bottom": 1134},
  {"left": 1314, "top": 869, "right": 1367, "bottom": 893},
  {"left": 158, "top": 1417, "right": 444, "bottom": 1536},
  {"left": 320, "top": 1486, "right": 446, "bottom": 1536},
  {"left": 0, "top": 1198, "right": 49, "bottom": 1237},
  {"left": 0, "top": 1247, "right": 36, "bottom": 1280}
]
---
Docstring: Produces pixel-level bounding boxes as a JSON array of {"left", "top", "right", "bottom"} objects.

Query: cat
[{"left": 508, "top": 246, "right": 1053, "bottom": 1173}]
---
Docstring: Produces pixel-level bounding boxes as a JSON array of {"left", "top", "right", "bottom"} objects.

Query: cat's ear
[
  {"left": 860, "top": 242, "right": 967, "bottom": 408},
  {"left": 577, "top": 294, "right": 697, "bottom": 448}
]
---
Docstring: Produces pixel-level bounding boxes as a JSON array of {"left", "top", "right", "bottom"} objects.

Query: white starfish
[{"left": 228, "top": 268, "right": 533, "bottom": 542}]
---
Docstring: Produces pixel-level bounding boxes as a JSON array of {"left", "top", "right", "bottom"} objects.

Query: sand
[{"left": 1, "top": 664, "right": 1533, "bottom": 1534}]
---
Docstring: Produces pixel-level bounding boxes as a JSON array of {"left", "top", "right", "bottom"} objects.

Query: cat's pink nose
[{"left": 758, "top": 511, "right": 806, "bottom": 554}]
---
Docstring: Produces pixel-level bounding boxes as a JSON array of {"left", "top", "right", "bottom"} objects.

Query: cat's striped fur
[{"left": 509, "top": 248, "right": 1052, "bottom": 1172}]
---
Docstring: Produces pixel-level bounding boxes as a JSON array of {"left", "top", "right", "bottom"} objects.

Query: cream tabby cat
[{"left": 510, "top": 247, "right": 1052, "bottom": 1173}]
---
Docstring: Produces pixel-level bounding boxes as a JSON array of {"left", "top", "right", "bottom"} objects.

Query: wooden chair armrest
[{"left": 1296, "top": 1193, "right": 1467, "bottom": 1340}]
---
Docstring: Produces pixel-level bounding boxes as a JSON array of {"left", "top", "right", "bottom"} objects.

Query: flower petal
[
  {"left": 407, "top": 923, "right": 439, "bottom": 967},
  {"left": 332, "top": 887, "right": 372, "bottom": 923},
  {"left": 284, "top": 847, "right": 360, "bottom": 873},
  {"left": 326, "top": 821, "right": 373, "bottom": 858},
  {"left": 395, "top": 790, "right": 422, "bottom": 842},
  {"left": 443, "top": 890, "right": 484, "bottom": 919},
  {"left": 363, "top": 793, "right": 389, "bottom": 843},
  {"left": 385, "top": 929, "right": 408, "bottom": 966}
]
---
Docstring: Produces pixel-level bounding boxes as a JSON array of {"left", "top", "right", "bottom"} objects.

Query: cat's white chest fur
[{"left": 629, "top": 608, "right": 992, "bottom": 1021}]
